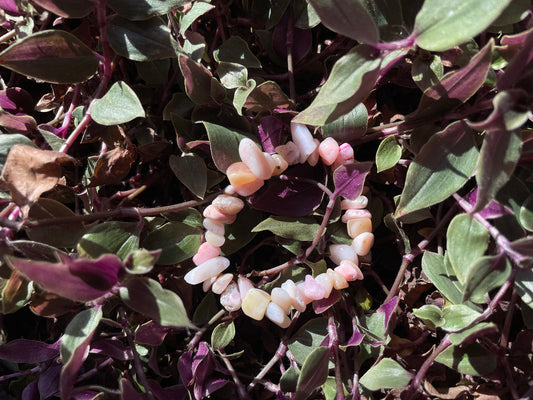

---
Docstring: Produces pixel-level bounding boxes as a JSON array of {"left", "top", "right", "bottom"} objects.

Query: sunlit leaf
[
  {"left": 295, "top": 346, "right": 330, "bottom": 400},
  {"left": 376, "top": 136, "right": 402, "bottom": 172},
  {"left": 360, "top": 358, "right": 412, "bottom": 391},
  {"left": 252, "top": 216, "right": 321, "bottom": 241},
  {"left": 435, "top": 343, "right": 497, "bottom": 376},
  {"left": 211, "top": 321, "right": 235, "bottom": 350}
]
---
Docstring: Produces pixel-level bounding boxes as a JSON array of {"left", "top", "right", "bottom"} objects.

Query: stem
[
  {"left": 219, "top": 349, "right": 249, "bottom": 399},
  {"left": 327, "top": 312, "right": 345, "bottom": 400},
  {"left": 0, "top": 365, "right": 41, "bottom": 382},
  {"left": 0, "top": 29, "right": 16, "bottom": 43},
  {"left": 286, "top": 11, "right": 296, "bottom": 100},
  {"left": 248, "top": 341, "right": 287, "bottom": 391},
  {"left": 187, "top": 309, "right": 226, "bottom": 350}
]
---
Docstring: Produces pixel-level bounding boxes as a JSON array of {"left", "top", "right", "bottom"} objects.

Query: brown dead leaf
[
  {"left": 423, "top": 380, "right": 470, "bottom": 399},
  {"left": 0, "top": 144, "right": 76, "bottom": 217},
  {"left": 89, "top": 145, "right": 136, "bottom": 186}
]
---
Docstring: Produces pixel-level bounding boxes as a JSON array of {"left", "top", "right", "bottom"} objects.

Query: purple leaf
[
  {"left": 38, "top": 362, "right": 61, "bottom": 399},
  {"left": 249, "top": 163, "right": 326, "bottom": 216},
  {"left": 333, "top": 161, "right": 373, "bottom": 200},
  {"left": 120, "top": 378, "right": 148, "bottom": 400},
  {"left": 0, "top": 339, "right": 60, "bottom": 363},
  {"left": 135, "top": 321, "right": 171, "bottom": 346},
  {"left": 312, "top": 290, "right": 341, "bottom": 313},
  {"left": 72, "top": 391, "right": 101, "bottom": 400},
  {"left": 466, "top": 188, "right": 512, "bottom": 219},
  {"left": 203, "top": 378, "right": 228, "bottom": 397},
  {"left": 0, "top": 110, "right": 37, "bottom": 134},
  {"left": 148, "top": 381, "right": 189, "bottom": 400},
  {"left": 273, "top": 12, "right": 311, "bottom": 64},
  {"left": 7, "top": 254, "right": 123, "bottom": 302},
  {"left": 31, "top": 0, "right": 94, "bottom": 18},
  {"left": 0, "top": 0, "right": 22, "bottom": 15},
  {"left": 91, "top": 338, "right": 133, "bottom": 361},
  {"left": 346, "top": 328, "right": 365, "bottom": 347},
  {"left": 0, "top": 87, "right": 34, "bottom": 115},
  {"left": 258, "top": 116, "right": 284, "bottom": 153},
  {"left": 177, "top": 350, "right": 194, "bottom": 387},
  {"left": 377, "top": 296, "right": 399, "bottom": 330},
  {"left": 499, "top": 30, "right": 533, "bottom": 91},
  {"left": 22, "top": 380, "right": 39, "bottom": 400}
]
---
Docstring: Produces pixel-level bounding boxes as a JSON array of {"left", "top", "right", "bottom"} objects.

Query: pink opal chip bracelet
[{"left": 184, "top": 123, "right": 375, "bottom": 328}]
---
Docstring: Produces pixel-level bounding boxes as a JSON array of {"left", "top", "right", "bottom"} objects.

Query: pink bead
[
  {"left": 307, "top": 139, "right": 321, "bottom": 166},
  {"left": 211, "top": 273, "right": 234, "bottom": 294},
  {"left": 220, "top": 282, "right": 242, "bottom": 312},
  {"left": 296, "top": 282, "right": 314, "bottom": 304},
  {"left": 341, "top": 196, "right": 369, "bottom": 210},
  {"left": 193, "top": 242, "right": 221, "bottom": 266},
  {"left": 341, "top": 209, "right": 372, "bottom": 223},
  {"left": 237, "top": 275, "right": 254, "bottom": 300},
  {"left": 203, "top": 205, "right": 236, "bottom": 224},
  {"left": 232, "top": 179, "right": 264, "bottom": 196},
  {"left": 319, "top": 137, "right": 340, "bottom": 166},
  {"left": 239, "top": 138, "right": 272, "bottom": 180},
  {"left": 332, "top": 143, "right": 355, "bottom": 170},
  {"left": 335, "top": 260, "right": 364, "bottom": 282},
  {"left": 275, "top": 142, "right": 300, "bottom": 165},
  {"left": 303, "top": 275, "right": 326, "bottom": 300}
]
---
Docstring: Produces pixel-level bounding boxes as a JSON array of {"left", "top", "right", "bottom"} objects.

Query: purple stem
[
  {"left": 328, "top": 312, "right": 345, "bottom": 400},
  {"left": 0, "top": 365, "right": 41, "bottom": 382}
]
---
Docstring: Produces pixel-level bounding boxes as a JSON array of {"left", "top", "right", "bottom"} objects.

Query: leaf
[
  {"left": 217, "top": 62, "right": 248, "bottom": 89},
  {"left": 293, "top": 45, "right": 382, "bottom": 125},
  {"left": 252, "top": 216, "right": 321, "bottom": 241},
  {"left": 413, "top": 304, "right": 442, "bottom": 329},
  {"left": 107, "top": 16, "right": 176, "bottom": 62},
  {"left": 413, "top": 0, "right": 512, "bottom": 51},
  {"left": 211, "top": 321, "right": 235, "bottom": 350},
  {"left": 60, "top": 307, "right": 102, "bottom": 399},
  {"left": 321, "top": 103, "right": 368, "bottom": 142},
  {"left": 108, "top": 0, "right": 189, "bottom": 20},
  {"left": 515, "top": 269, "right": 533, "bottom": 307},
  {"left": 307, "top": 0, "right": 379, "bottom": 45},
  {"left": 124, "top": 249, "right": 160, "bottom": 275},
  {"left": 462, "top": 255, "right": 511, "bottom": 303},
  {"left": 287, "top": 318, "right": 328, "bottom": 364},
  {"left": 376, "top": 136, "right": 402, "bottom": 172},
  {"left": 179, "top": 55, "right": 224, "bottom": 105},
  {"left": 119, "top": 277, "right": 193, "bottom": 328},
  {"left": 435, "top": 342, "right": 497, "bottom": 376},
  {"left": 294, "top": 347, "right": 330, "bottom": 400},
  {"left": 396, "top": 120, "right": 478, "bottom": 217},
  {"left": 360, "top": 358, "right": 412, "bottom": 391},
  {"left": 0, "top": 338, "right": 60, "bottom": 363},
  {"left": 31, "top": 0, "right": 94, "bottom": 18},
  {"left": 233, "top": 80, "right": 257, "bottom": 116},
  {"left": 142, "top": 221, "right": 201, "bottom": 265},
  {"left": 421, "top": 252, "right": 463, "bottom": 305},
  {"left": 279, "top": 366, "right": 299, "bottom": 393},
  {"left": 7, "top": 254, "right": 123, "bottom": 302},
  {"left": 439, "top": 305, "right": 481, "bottom": 332},
  {"left": 411, "top": 53, "right": 443, "bottom": 92},
  {"left": 213, "top": 36, "right": 262, "bottom": 68},
  {"left": 169, "top": 154, "right": 207, "bottom": 199},
  {"left": 0, "top": 110, "right": 37, "bottom": 134},
  {"left": 179, "top": 2, "right": 215, "bottom": 35},
  {"left": 0, "top": 133, "right": 36, "bottom": 173},
  {"left": 448, "top": 322, "right": 498, "bottom": 345},
  {"left": 0, "top": 144, "right": 76, "bottom": 216},
  {"left": 202, "top": 121, "right": 251, "bottom": 173},
  {"left": 520, "top": 194, "right": 533, "bottom": 231},
  {"left": 0, "top": 30, "right": 98, "bottom": 84},
  {"left": 77, "top": 221, "right": 140, "bottom": 260},
  {"left": 333, "top": 162, "right": 373, "bottom": 199},
  {"left": 243, "top": 81, "right": 292, "bottom": 113},
  {"left": 446, "top": 214, "right": 489, "bottom": 284},
  {"left": 221, "top": 208, "right": 262, "bottom": 256},
  {"left": 92, "top": 81, "right": 145, "bottom": 125}
]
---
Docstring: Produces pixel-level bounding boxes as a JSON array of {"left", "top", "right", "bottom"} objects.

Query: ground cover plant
[{"left": 0, "top": 0, "right": 532, "bottom": 398}]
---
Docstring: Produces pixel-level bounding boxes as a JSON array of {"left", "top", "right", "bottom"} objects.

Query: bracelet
[{"left": 184, "top": 123, "right": 374, "bottom": 327}]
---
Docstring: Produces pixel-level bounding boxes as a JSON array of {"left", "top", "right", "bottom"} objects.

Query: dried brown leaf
[
  {"left": 89, "top": 145, "right": 136, "bottom": 186},
  {"left": 0, "top": 144, "right": 76, "bottom": 216}
]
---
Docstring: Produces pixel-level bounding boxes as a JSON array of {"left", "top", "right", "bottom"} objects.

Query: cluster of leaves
[{"left": 0, "top": 0, "right": 532, "bottom": 399}]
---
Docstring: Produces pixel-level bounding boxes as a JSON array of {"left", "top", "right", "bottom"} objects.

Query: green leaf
[
  {"left": 124, "top": 249, "right": 161, "bottom": 275},
  {"left": 515, "top": 269, "right": 533, "bottom": 307},
  {"left": 383, "top": 214, "right": 411, "bottom": 253},
  {"left": 413, "top": 304, "right": 442, "bottom": 329},
  {"left": 39, "top": 128, "right": 65, "bottom": 151},
  {"left": 447, "top": 214, "right": 489, "bottom": 284},
  {"left": 213, "top": 36, "right": 261, "bottom": 68},
  {"left": 202, "top": 121, "right": 252, "bottom": 173},
  {"left": 142, "top": 221, "right": 201, "bottom": 265},
  {"left": 192, "top": 291, "right": 219, "bottom": 325},
  {"left": 519, "top": 194, "right": 533, "bottom": 231},
  {"left": 449, "top": 322, "right": 498, "bottom": 345},
  {"left": 295, "top": 346, "right": 330, "bottom": 400},
  {"left": 411, "top": 53, "right": 443, "bottom": 92},
  {"left": 108, "top": 0, "right": 189, "bottom": 21},
  {"left": 293, "top": 44, "right": 383, "bottom": 126},
  {"left": 439, "top": 305, "right": 481, "bottom": 332},
  {"left": 217, "top": 62, "right": 248, "bottom": 89},
  {"left": 492, "top": 0, "right": 530, "bottom": 26},
  {"left": 462, "top": 255, "right": 511, "bottom": 303},
  {"left": 119, "top": 277, "right": 193, "bottom": 328},
  {"left": 32, "top": 0, "right": 94, "bottom": 18},
  {"left": 435, "top": 342, "right": 497, "bottom": 376},
  {"left": 321, "top": 103, "right": 368, "bottom": 142},
  {"left": 107, "top": 16, "right": 176, "bottom": 62},
  {"left": 169, "top": 154, "right": 207, "bottom": 199},
  {"left": 221, "top": 208, "right": 262, "bottom": 256},
  {"left": 77, "top": 221, "right": 140, "bottom": 260},
  {"left": 279, "top": 366, "right": 299, "bottom": 393},
  {"left": 396, "top": 120, "right": 478, "bottom": 217},
  {"left": 61, "top": 307, "right": 102, "bottom": 364},
  {"left": 307, "top": 0, "right": 379, "bottom": 44},
  {"left": 233, "top": 80, "right": 257, "bottom": 116},
  {"left": 421, "top": 251, "right": 463, "bottom": 305},
  {"left": 288, "top": 318, "right": 328, "bottom": 364},
  {"left": 0, "top": 134, "right": 37, "bottom": 174},
  {"left": 92, "top": 81, "right": 145, "bottom": 125},
  {"left": 252, "top": 216, "right": 321, "bottom": 241},
  {"left": 211, "top": 321, "right": 235, "bottom": 350},
  {"left": 376, "top": 136, "right": 402, "bottom": 172},
  {"left": 360, "top": 358, "right": 412, "bottom": 391},
  {"left": 413, "top": 0, "right": 512, "bottom": 51},
  {"left": 179, "top": 2, "right": 215, "bottom": 35},
  {"left": 0, "top": 30, "right": 98, "bottom": 84}
]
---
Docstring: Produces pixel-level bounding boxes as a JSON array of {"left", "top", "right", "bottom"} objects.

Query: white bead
[
  {"left": 237, "top": 275, "right": 254, "bottom": 300},
  {"left": 270, "top": 287, "right": 292, "bottom": 314},
  {"left": 203, "top": 218, "right": 225, "bottom": 236},
  {"left": 352, "top": 232, "right": 374, "bottom": 256},
  {"left": 205, "top": 230, "right": 225, "bottom": 247},
  {"left": 307, "top": 139, "right": 321, "bottom": 166},
  {"left": 315, "top": 273, "right": 333, "bottom": 298},
  {"left": 275, "top": 141, "right": 300, "bottom": 165},
  {"left": 291, "top": 122, "right": 318, "bottom": 163},
  {"left": 202, "top": 275, "right": 217, "bottom": 292},
  {"left": 241, "top": 288, "right": 271, "bottom": 321},
  {"left": 265, "top": 302, "right": 291, "bottom": 328},
  {"left": 329, "top": 244, "right": 358, "bottom": 265},
  {"left": 281, "top": 279, "right": 306, "bottom": 312},
  {"left": 212, "top": 194, "right": 245, "bottom": 215},
  {"left": 211, "top": 273, "right": 234, "bottom": 294},
  {"left": 239, "top": 138, "right": 273, "bottom": 180},
  {"left": 341, "top": 196, "right": 368, "bottom": 210},
  {"left": 341, "top": 209, "right": 372, "bottom": 223},
  {"left": 224, "top": 185, "right": 236, "bottom": 195},
  {"left": 347, "top": 218, "right": 372, "bottom": 239},
  {"left": 327, "top": 268, "right": 349, "bottom": 290},
  {"left": 220, "top": 282, "right": 241, "bottom": 312},
  {"left": 184, "top": 256, "right": 230, "bottom": 285}
]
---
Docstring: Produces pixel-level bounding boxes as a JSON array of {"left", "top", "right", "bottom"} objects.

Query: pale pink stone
[
  {"left": 232, "top": 179, "right": 264, "bottom": 196},
  {"left": 270, "top": 287, "right": 292, "bottom": 314},
  {"left": 335, "top": 260, "right": 364, "bottom": 282},
  {"left": 203, "top": 218, "right": 225, "bottom": 236},
  {"left": 203, "top": 205, "right": 237, "bottom": 224},
  {"left": 281, "top": 279, "right": 307, "bottom": 312},
  {"left": 319, "top": 137, "right": 340, "bottom": 166},
  {"left": 238, "top": 275, "right": 254, "bottom": 300},
  {"left": 307, "top": 139, "right": 321, "bottom": 166},
  {"left": 202, "top": 275, "right": 217, "bottom": 292},
  {"left": 327, "top": 268, "right": 349, "bottom": 290},
  {"left": 275, "top": 142, "right": 300, "bottom": 165},
  {"left": 193, "top": 242, "right": 221, "bottom": 266},
  {"left": 212, "top": 194, "right": 244, "bottom": 215},
  {"left": 347, "top": 218, "right": 372, "bottom": 239},
  {"left": 291, "top": 122, "right": 318, "bottom": 163},
  {"left": 332, "top": 143, "right": 354, "bottom": 169},
  {"left": 239, "top": 138, "right": 273, "bottom": 180},
  {"left": 303, "top": 275, "right": 326, "bottom": 301},
  {"left": 329, "top": 244, "right": 358, "bottom": 265},
  {"left": 220, "top": 282, "right": 241, "bottom": 312},
  {"left": 211, "top": 273, "right": 234, "bottom": 294},
  {"left": 224, "top": 185, "right": 236, "bottom": 195},
  {"left": 270, "top": 154, "right": 288, "bottom": 176},
  {"left": 341, "top": 209, "right": 372, "bottom": 223},
  {"left": 352, "top": 232, "right": 374, "bottom": 256},
  {"left": 184, "top": 256, "right": 230, "bottom": 285},
  {"left": 314, "top": 273, "right": 333, "bottom": 298},
  {"left": 265, "top": 302, "right": 291, "bottom": 328},
  {"left": 241, "top": 288, "right": 271, "bottom": 320},
  {"left": 341, "top": 196, "right": 369, "bottom": 210},
  {"left": 205, "top": 230, "right": 225, "bottom": 247},
  {"left": 296, "top": 282, "right": 314, "bottom": 304}
]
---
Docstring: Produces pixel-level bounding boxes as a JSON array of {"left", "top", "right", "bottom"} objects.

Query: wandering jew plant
[{"left": 0, "top": 0, "right": 532, "bottom": 399}]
